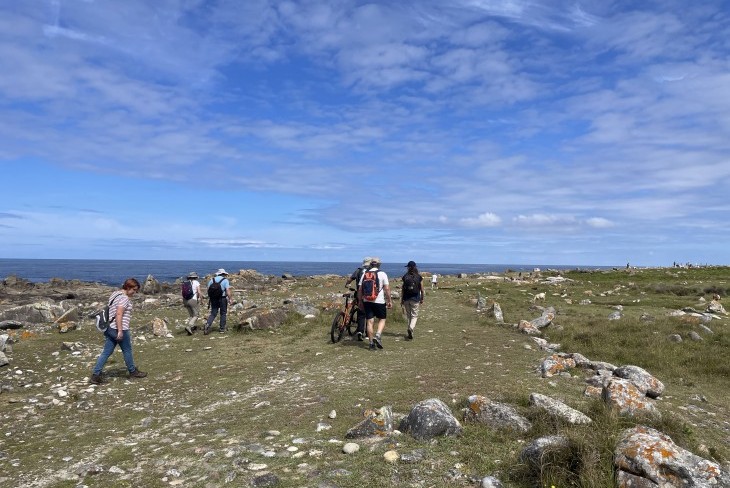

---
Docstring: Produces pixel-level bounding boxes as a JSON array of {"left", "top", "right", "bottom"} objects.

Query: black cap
[{"left": 405, "top": 260, "right": 416, "bottom": 267}]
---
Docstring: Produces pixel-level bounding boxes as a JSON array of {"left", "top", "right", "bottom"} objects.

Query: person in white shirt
[
  {"left": 184, "top": 271, "right": 203, "bottom": 335},
  {"left": 431, "top": 273, "right": 438, "bottom": 290},
  {"left": 358, "top": 257, "right": 392, "bottom": 350}
]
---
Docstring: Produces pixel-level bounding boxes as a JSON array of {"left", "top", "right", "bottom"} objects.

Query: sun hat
[
  {"left": 370, "top": 257, "right": 381, "bottom": 265},
  {"left": 187, "top": 271, "right": 199, "bottom": 279},
  {"left": 362, "top": 256, "right": 373, "bottom": 266},
  {"left": 215, "top": 268, "right": 228, "bottom": 276},
  {"left": 405, "top": 261, "right": 416, "bottom": 268}
]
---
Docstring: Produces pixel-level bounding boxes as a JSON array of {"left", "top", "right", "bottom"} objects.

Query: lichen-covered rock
[
  {"left": 528, "top": 393, "right": 592, "bottom": 424},
  {"left": 399, "top": 398, "right": 462, "bottom": 440},
  {"left": 151, "top": 317, "right": 170, "bottom": 337},
  {"left": 706, "top": 300, "right": 726, "bottom": 314},
  {"left": 602, "top": 378, "right": 660, "bottom": 418},
  {"left": 615, "top": 425, "right": 729, "bottom": 487},
  {"left": 540, "top": 354, "right": 576, "bottom": 377},
  {"left": 345, "top": 406, "right": 393, "bottom": 438},
  {"left": 613, "top": 365, "right": 665, "bottom": 399},
  {"left": 237, "top": 308, "right": 289, "bottom": 330},
  {"left": 518, "top": 320, "right": 541, "bottom": 335},
  {"left": 463, "top": 395, "right": 531, "bottom": 432}
]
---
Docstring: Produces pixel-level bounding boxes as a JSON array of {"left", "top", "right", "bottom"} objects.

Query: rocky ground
[{"left": 1, "top": 269, "right": 729, "bottom": 487}]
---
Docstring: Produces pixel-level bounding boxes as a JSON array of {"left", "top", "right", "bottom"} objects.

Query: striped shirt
[{"left": 108, "top": 290, "right": 133, "bottom": 331}]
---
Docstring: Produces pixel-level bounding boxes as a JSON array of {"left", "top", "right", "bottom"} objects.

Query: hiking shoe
[
  {"left": 219, "top": 329, "right": 226, "bottom": 334},
  {"left": 356, "top": 331, "right": 363, "bottom": 341},
  {"left": 89, "top": 374, "right": 103, "bottom": 385},
  {"left": 129, "top": 369, "right": 147, "bottom": 379},
  {"left": 407, "top": 328, "right": 413, "bottom": 340},
  {"left": 203, "top": 325, "right": 211, "bottom": 335},
  {"left": 369, "top": 342, "right": 376, "bottom": 350},
  {"left": 185, "top": 325, "right": 194, "bottom": 335},
  {"left": 373, "top": 335, "right": 383, "bottom": 349}
]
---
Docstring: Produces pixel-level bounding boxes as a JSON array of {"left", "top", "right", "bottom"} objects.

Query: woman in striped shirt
[{"left": 90, "top": 278, "right": 147, "bottom": 384}]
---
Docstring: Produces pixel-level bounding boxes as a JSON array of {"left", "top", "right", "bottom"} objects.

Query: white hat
[
  {"left": 362, "top": 256, "right": 373, "bottom": 266},
  {"left": 370, "top": 257, "right": 381, "bottom": 265},
  {"left": 215, "top": 268, "right": 228, "bottom": 276}
]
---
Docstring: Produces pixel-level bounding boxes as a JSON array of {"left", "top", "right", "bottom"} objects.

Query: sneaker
[
  {"left": 185, "top": 326, "right": 194, "bottom": 335},
  {"left": 89, "top": 374, "right": 103, "bottom": 385},
  {"left": 374, "top": 335, "right": 383, "bottom": 349},
  {"left": 203, "top": 325, "right": 211, "bottom": 335},
  {"left": 407, "top": 328, "right": 413, "bottom": 340},
  {"left": 356, "top": 331, "right": 363, "bottom": 341},
  {"left": 219, "top": 329, "right": 226, "bottom": 334},
  {"left": 129, "top": 369, "right": 147, "bottom": 379},
  {"left": 369, "top": 342, "right": 376, "bottom": 350}
]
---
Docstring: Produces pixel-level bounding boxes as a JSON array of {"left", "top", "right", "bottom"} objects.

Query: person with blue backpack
[{"left": 204, "top": 268, "right": 232, "bottom": 335}]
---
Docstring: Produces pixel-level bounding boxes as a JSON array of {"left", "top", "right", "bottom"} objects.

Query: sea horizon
[{"left": 0, "top": 258, "right": 617, "bottom": 286}]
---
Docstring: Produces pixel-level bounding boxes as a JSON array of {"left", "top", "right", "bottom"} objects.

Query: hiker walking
[
  {"left": 345, "top": 256, "right": 371, "bottom": 341},
  {"left": 204, "top": 269, "right": 232, "bottom": 334},
  {"left": 358, "top": 257, "right": 392, "bottom": 350},
  {"left": 431, "top": 273, "right": 438, "bottom": 290},
  {"left": 90, "top": 278, "right": 147, "bottom": 384},
  {"left": 183, "top": 271, "right": 203, "bottom": 335},
  {"left": 401, "top": 261, "right": 424, "bottom": 340}
]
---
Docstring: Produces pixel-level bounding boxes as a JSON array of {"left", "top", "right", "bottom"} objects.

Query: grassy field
[{"left": 0, "top": 267, "right": 728, "bottom": 487}]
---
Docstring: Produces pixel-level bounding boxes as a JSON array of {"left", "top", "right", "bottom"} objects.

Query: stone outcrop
[
  {"left": 540, "top": 354, "right": 576, "bottom": 377},
  {"left": 0, "top": 301, "right": 65, "bottom": 324},
  {"left": 614, "top": 425, "right": 729, "bottom": 487},
  {"left": 345, "top": 406, "right": 393, "bottom": 438},
  {"left": 463, "top": 395, "right": 531, "bottom": 432},
  {"left": 613, "top": 365, "right": 664, "bottom": 399},
  {"left": 602, "top": 378, "right": 660, "bottom": 418},
  {"left": 519, "top": 435, "right": 571, "bottom": 468},
  {"left": 141, "top": 274, "right": 161, "bottom": 295},
  {"left": 236, "top": 308, "right": 289, "bottom": 330},
  {"left": 528, "top": 393, "right": 592, "bottom": 424},
  {"left": 399, "top": 398, "right": 462, "bottom": 440}
]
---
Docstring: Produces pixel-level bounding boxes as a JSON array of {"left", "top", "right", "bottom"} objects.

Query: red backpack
[{"left": 360, "top": 270, "right": 380, "bottom": 301}]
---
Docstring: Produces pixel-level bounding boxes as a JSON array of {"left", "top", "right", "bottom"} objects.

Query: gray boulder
[
  {"left": 528, "top": 393, "right": 592, "bottom": 424},
  {"left": 520, "top": 435, "right": 571, "bottom": 467},
  {"left": 0, "top": 302, "right": 65, "bottom": 324},
  {"left": 602, "top": 378, "right": 660, "bottom": 418},
  {"left": 463, "top": 395, "right": 531, "bottom": 432},
  {"left": 399, "top": 398, "right": 462, "bottom": 440},
  {"left": 141, "top": 274, "right": 161, "bottom": 294}
]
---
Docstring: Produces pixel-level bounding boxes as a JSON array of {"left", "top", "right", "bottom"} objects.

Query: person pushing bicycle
[{"left": 345, "top": 256, "right": 371, "bottom": 341}]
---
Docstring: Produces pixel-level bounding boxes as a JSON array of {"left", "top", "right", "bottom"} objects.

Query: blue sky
[{"left": 1, "top": 0, "right": 728, "bottom": 266}]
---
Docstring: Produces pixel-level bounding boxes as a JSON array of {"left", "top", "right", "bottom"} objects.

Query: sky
[{"left": 1, "top": 0, "right": 729, "bottom": 266}]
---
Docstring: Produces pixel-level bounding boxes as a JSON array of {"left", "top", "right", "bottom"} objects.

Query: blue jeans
[
  {"left": 92, "top": 328, "right": 137, "bottom": 375},
  {"left": 207, "top": 298, "right": 228, "bottom": 331}
]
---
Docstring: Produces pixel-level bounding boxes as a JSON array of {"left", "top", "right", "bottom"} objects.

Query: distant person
[
  {"left": 182, "top": 271, "right": 203, "bottom": 335},
  {"left": 345, "top": 257, "right": 371, "bottom": 341},
  {"left": 401, "top": 261, "right": 424, "bottom": 340},
  {"left": 431, "top": 273, "right": 438, "bottom": 290},
  {"left": 204, "top": 269, "right": 232, "bottom": 334},
  {"left": 90, "top": 278, "right": 147, "bottom": 384},
  {"left": 358, "top": 257, "right": 392, "bottom": 350}
]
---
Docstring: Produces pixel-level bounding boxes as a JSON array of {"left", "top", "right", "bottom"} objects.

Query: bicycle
[{"left": 331, "top": 287, "right": 360, "bottom": 343}]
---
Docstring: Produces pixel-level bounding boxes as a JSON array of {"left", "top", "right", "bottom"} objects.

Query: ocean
[{"left": 0, "top": 259, "right": 609, "bottom": 286}]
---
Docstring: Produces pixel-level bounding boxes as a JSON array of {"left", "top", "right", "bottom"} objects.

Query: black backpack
[
  {"left": 403, "top": 273, "right": 420, "bottom": 297},
  {"left": 208, "top": 277, "right": 224, "bottom": 300}
]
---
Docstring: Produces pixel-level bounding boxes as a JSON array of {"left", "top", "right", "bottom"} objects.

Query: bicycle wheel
[
  {"left": 330, "top": 312, "right": 345, "bottom": 343},
  {"left": 346, "top": 306, "right": 356, "bottom": 336}
]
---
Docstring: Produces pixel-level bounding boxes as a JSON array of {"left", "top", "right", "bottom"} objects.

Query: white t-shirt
[
  {"left": 431, "top": 274, "right": 438, "bottom": 283},
  {"left": 358, "top": 268, "right": 389, "bottom": 304},
  {"left": 191, "top": 279, "right": 201, "bottom": 300}
]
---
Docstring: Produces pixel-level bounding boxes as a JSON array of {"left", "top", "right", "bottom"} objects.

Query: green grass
[{"left": 0, "top": 267, "right": 728, "bottom": 487}]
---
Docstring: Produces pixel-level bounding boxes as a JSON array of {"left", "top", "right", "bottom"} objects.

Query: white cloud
[
  {"left": 585, "top": 217, "right": 614, "bottom": 228},
  {"left": 459, "top": 212, "right": 502, "bottom": 228}
]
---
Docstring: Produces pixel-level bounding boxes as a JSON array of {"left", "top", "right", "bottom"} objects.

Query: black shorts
[{"left": 363, "top": 301, "right": 387, "bottom": 320}]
